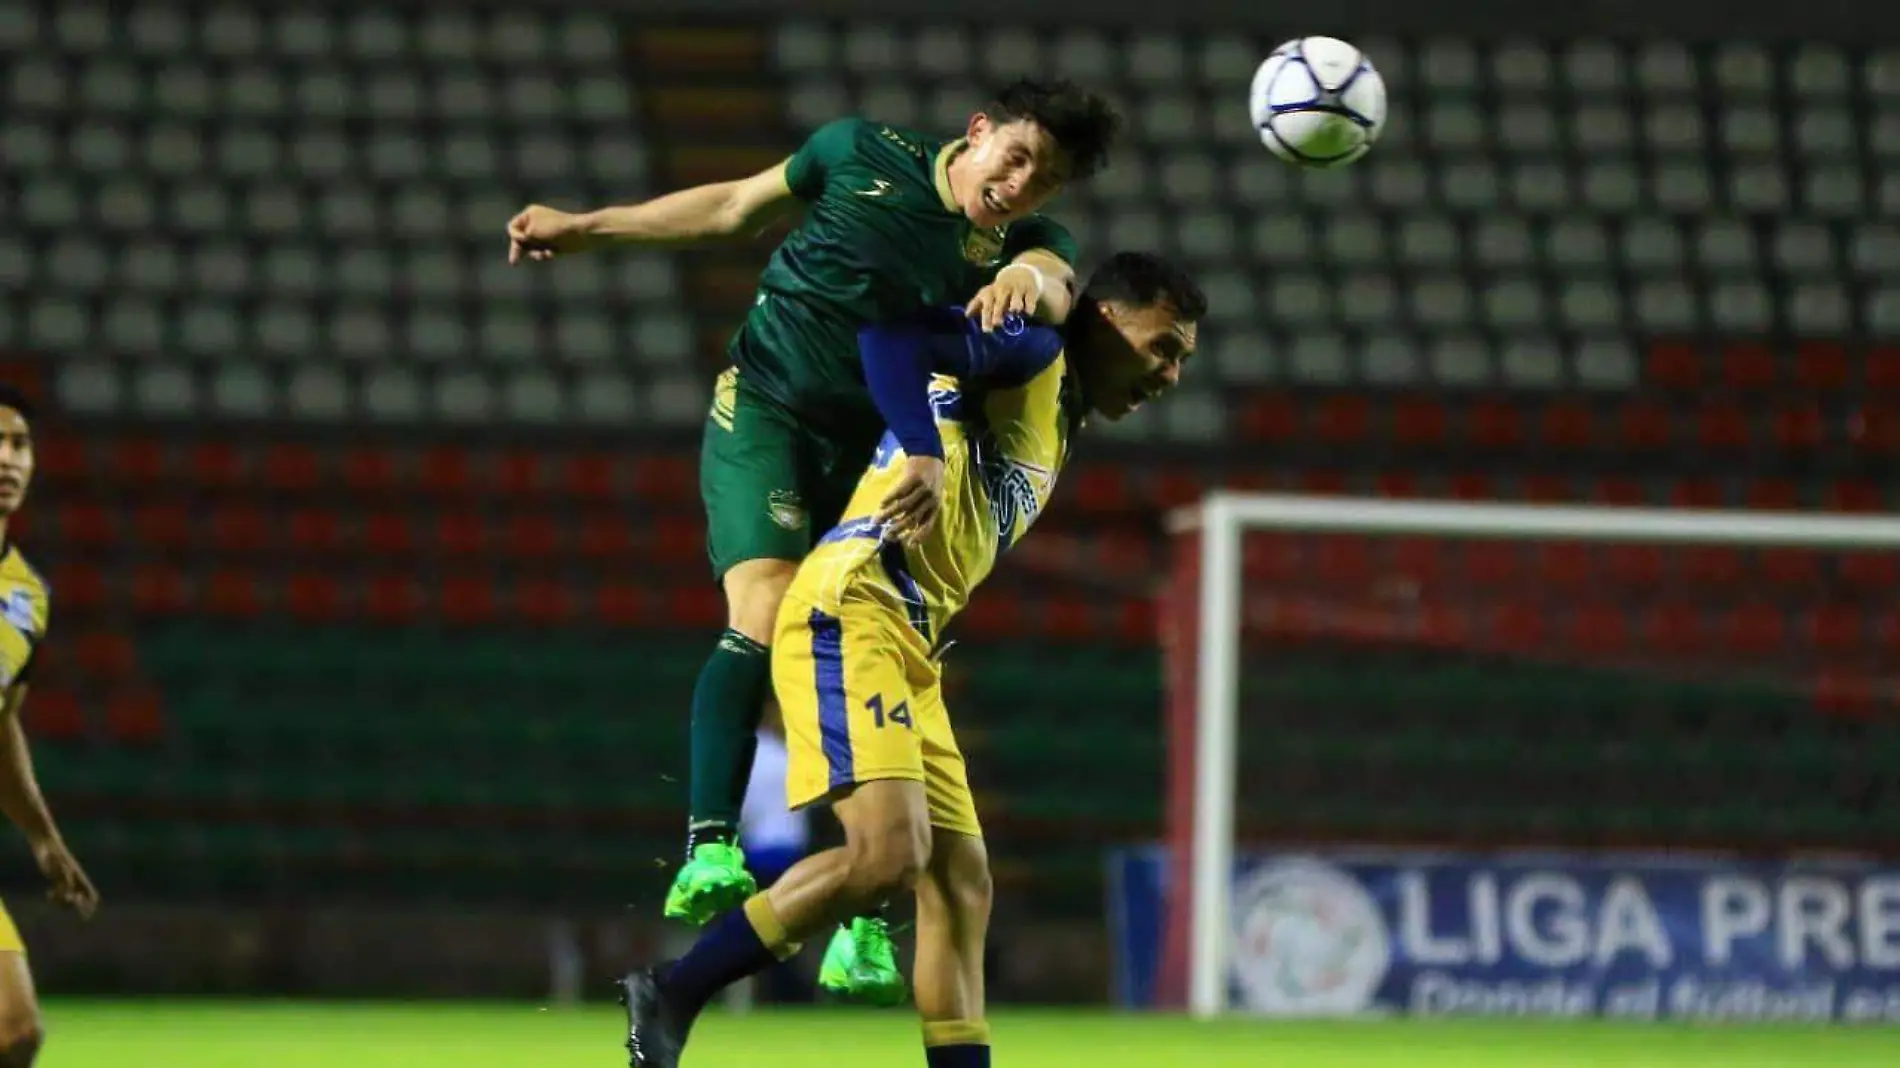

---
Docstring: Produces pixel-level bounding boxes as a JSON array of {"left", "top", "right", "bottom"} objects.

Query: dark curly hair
[
  {"left": 0, "top": 386, "right": 36, "bottom": 421},
  {"left": 1082, "top": 252, "right": 1208, "bottom": 321},
  {"left": 984, "top": 78, "right": 1121, "bottom": 181}
]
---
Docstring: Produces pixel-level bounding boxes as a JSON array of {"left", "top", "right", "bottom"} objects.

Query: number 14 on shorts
[{"left": 867, "top": 694, "right": 912, "bottom": 729}]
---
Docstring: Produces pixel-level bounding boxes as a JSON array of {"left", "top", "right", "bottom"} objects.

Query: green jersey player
[{"left": 507, "top": 79, "right": 1119, "bottom": 1004}]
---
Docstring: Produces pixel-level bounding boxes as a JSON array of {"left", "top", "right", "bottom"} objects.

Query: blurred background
[{"left": 3, "top": 0, "right": 1900, "bottom": 1036}]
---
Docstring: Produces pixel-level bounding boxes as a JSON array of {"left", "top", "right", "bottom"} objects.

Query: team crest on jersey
[
  {"left": 767, "top": 490, "right": 808, "bottom": 531},
  {"left": 0, "top": 589, "right": 35, "bottom": 637},
  {"left": 961, "top": 225, "right": 1007, "bottom": 266},
  {"left": 982, "top": 454, "right": 1054, "bottom": 547}
]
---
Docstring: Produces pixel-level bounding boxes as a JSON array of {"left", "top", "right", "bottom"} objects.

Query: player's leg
[
  {"left": 667, "top": 370, "right": 809, "bottom": 925},
  {"left": 914, "top": 833, "right": 992, "bottom": 1067},
  {"left": 807, "top": 442, "right": 909, "bottom": 1004},
  {"left": 0, "top": 907, "right": 44, "bottom": 1067},
  {"left": 623, "top": 780, "right": 931, "bottom": 1068},
  {"left": 911, "top": 680, "right": 992, "bottom": 1067},
  {"left": 620, "top": 600, "right": 933, "bottom": 1066}
]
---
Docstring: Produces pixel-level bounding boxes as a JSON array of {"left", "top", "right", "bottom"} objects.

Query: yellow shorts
[
  {"left": 0, "top": 901, "right": 22, "bottom": 953},
  {"left": 772, "top": 591, "right": 981, "bottom": 838}
]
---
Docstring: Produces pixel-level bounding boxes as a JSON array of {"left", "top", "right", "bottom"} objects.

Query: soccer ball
[{"left": 1249, "top": 37, "right": 1387, "bottom": 168}]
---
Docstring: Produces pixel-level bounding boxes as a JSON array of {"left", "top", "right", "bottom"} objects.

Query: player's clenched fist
[
  {"left": 33, "top": 835, "right": 98, "bottom": 920},
  {"left": 507, "top": 205, "right": 595, "bottom": 263},
  {"left": 876, "top": 455, "right": 946, "bottom": 546},
  {"left": 966, "top": 262, "right": 1044, "bottom": 333}
]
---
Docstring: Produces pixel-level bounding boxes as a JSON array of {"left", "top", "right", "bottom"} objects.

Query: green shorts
[{"left": 701, "top": 368, "right": 882, "bottom": 582}]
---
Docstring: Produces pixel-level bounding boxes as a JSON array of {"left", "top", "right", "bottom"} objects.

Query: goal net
[{"left": 1158, "top": 492, "right": 1900, "bottom": 1019}]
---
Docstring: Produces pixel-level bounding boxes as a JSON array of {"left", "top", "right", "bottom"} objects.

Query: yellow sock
[
  {"left": 742, "top": 893, "right": 801, "bottom": 961},
  {"left": 922, "top": 1019, "right": 991, "bottom": 1047}
]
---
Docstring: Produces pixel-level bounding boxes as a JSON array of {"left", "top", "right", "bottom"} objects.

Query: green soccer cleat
[
  {"left": 663, "top": 843, "right": 757, "bottom": 927},
  {"left": 818, "top": 916, "right": 908, "bottom": 1006}
]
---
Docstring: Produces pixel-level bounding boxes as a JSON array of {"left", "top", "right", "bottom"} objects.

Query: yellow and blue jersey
[
  {"left": 0, "top": 542, "right": 47, "bottom": 692},
  {"left": 785, "top": 310, "right": 1082, "bottom": 646}
]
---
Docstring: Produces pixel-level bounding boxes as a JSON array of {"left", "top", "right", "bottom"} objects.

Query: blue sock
[
  {"left": 925, "top": 1044, "right": 990, "bottom": 1068},
  {"left": 659, "top": 901, "right": 781, "bottom": 1016}
]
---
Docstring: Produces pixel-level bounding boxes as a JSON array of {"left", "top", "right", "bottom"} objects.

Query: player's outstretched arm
[
  {"left": 0, "top": 686, "right": 98, "bottom": 918},
  {"left": 861, "top": 309, "right": 1064, "bottom": 542},
  {"left": 507, "top": 159, "right": 802, "bottom": 263},
  {"left": 967, "top": 249, "right": 1078, "bottom": 332}
]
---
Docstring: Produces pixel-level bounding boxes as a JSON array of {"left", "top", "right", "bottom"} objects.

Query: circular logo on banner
[{"left": 1231, "top": 859, "right": 1392, "bottom": 1016}]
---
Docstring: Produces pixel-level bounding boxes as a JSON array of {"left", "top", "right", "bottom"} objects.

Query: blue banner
[{"left": 1108, "top": 847, "right": 1900, "bottom": 1020}]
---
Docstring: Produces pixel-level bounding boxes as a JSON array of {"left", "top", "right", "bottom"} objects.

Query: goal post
[{"left": 1161, "top": 492, "right": 1900, "bottom": 1020}]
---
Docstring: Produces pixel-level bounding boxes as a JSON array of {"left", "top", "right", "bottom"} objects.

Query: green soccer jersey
[{"left": 729, "top": 117, "right": 1079, "bottom": 433}]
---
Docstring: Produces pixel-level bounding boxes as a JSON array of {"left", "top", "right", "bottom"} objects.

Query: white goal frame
[{"left": 1171, "top": 491, "right": 1900, "bottom": 1020}]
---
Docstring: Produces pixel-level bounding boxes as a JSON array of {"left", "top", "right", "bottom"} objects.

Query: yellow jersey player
[
  {"left": 0, "top": 387, "right": 100, "bottom": 1067},
  {"left": 512, "top": 79, "right": 1121, "bottom": 1002},
  {"left": 617, "top": 252, "right": 1204, "bottom": 1068}
]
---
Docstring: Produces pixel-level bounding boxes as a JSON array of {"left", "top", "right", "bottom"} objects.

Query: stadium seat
[
  {"left": 419, "top": 447, "right": 474, "bottom": 498},
  {"left": 128, "top": 565, "right": 189, "bottom": 616},
  {"left": 209, "top": 505, "right": 272, "bottom": 554},
  {"left": 285, "top": 572, "right": 344, "bottom": 622},
  {"left": 365, "top": 575, "right": 425, "bottom": 624},
  {"left": 1538, "top": 401, "right": 1595, "bottom": 451},
  {"left": 1868, "top": 347, "right": 1900, "bottom": 391},
  {"left": 1391, "top": 397, "right": 1448, "bottom": 447},
  {"left": 440, "top": 575, "right": 499, "bottom": 625},
  {"left": 667, "top": 584, "right": 721, "bottom": 630},
  {"left": 1770, "top": 405, "right": 1826, "bottom": 451},
  {"left": 1694, "top": 403, "right": 1752, "bottom": 452},
  {"left": 1850, "top": 406, "right": 1900, "bottom": 454},
  {"left": 1070, "top": 467, "right": 1132, "bottom": 513},
  {"left": 1841, "top": 551, "right": 1900, "bottom": 590},
  {"left": 189, "top": 441, "right": 245, "bottom": 489},
  {"left": 110, "top": 438, "right": 166, "bottom": 485},
  {"left": 74, "top": 629, "right": 137, "bottom": 678},
  {"left": 1803, "top": 605, "right": 1865, "bottom": 654},
  {"left": 1615, "top": 400, "right": 1673, "bottom": 452},
  {"left": 341, "top": 447, "right": 398, "bottom": 496},
  {"left": 630, "top": 455, "right": 695, "bottom": 503},
  {"left": 25, "top": 689, "right": 87, "bottom": 741},
  {"left": 288, "top": 509, "right": 342, "bottom": 554},
  {"left": 206, "top": 570, "right": 263, "bottom": 618},
  {"left": 434, "top": 513, "right": 488, "bottom": 556},
  {"left": 514, "top": 578, "right": 575, "bottom": 626},
  {"left": 1719, "top": 343, "right": 1778, "bottom": 391},
  {"left": 505, "top": 514, "right": 561, "bottom": 559},
  {"left": 1668, "top": 477, "right": 1724, "bottom": 509},
  {"left": 105, "top": 686, "right": 165, "bottom": 744},
  {"left": 562, "top": 454, "right": 617, "bottom": 500},
  {"left": 262, "top": 443, "right": 321, "bottom": 493},
  {"left": 56, "top": 502, "right": 116, "bottom": 548},
  {"left": 1745, "top": 478, "right": 1801, "bottom": 510},
  {"left": 133, "top": 503, "right": 193, "bottom": 551},
  {"left": 1373, "top": 471, "right": 1421, "bottom": 498},
  {"left": 1794, "top": 340, "right": 1850, "bottom": 390},
  {"left": 1315, "top": 396, "right": 1372, "bottom": 444},
  {"left": 576, "top": 514, "right": 634, "bottom": 560},
  {"left": 592, "top": 583, "right": 650, "bottom": 627}
]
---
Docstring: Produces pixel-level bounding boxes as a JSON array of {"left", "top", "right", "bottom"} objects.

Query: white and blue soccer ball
[{"left": 1249, "top": 36, "right": 1387, "bottom": 168}]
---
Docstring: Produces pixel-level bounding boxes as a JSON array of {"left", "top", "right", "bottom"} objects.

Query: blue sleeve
[{"left": 859, "top": 308, "right": 1064, "bottom": 460}]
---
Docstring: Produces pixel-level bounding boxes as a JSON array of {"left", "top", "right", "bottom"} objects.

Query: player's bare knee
[
  {"left": 723, "top": 558, "right": 799, "bottom": 644},
  {"left": 859, "top": 824, "right": 929, "bottom": 901},
  {"left": 939, "top": 836, "right": 993, "bottom": 922},
  {"left": 846, "top": 812, "right": 930, "bottom": 903}
]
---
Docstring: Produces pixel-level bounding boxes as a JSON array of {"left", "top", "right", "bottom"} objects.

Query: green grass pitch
[{"left": 38, "top": 1001, "right": 1900, "bottom": 1067}]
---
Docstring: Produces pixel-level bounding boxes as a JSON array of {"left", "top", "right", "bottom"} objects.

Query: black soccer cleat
[{"left": 617, "top": 966, "right": 689, "bottom": 1068}]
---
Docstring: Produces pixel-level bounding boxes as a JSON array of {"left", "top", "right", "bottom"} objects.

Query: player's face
[
  {"left": 0, "top": 407, "right": 33, "bottom": 515},
  {"left": 956, "top": 115, "right": 1073, "bottom": 228},
  {"left": 1077, "top": 300, "right": 1197, "bottom": 422}
]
